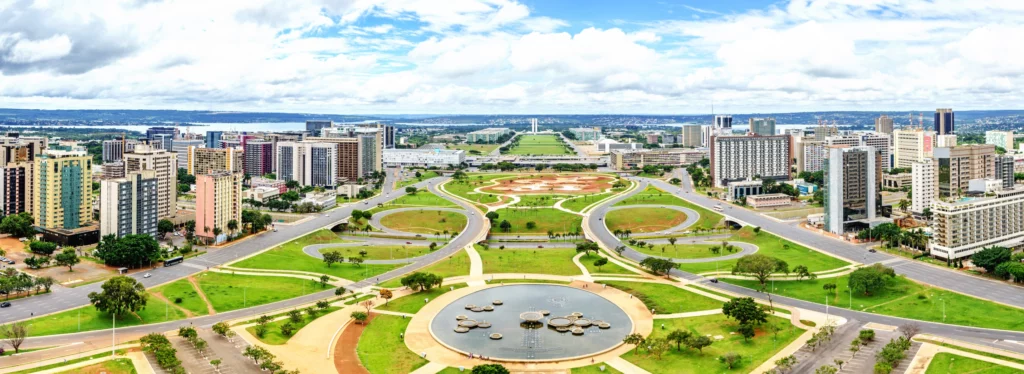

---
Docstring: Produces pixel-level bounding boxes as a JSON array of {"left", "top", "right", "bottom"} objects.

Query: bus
[
  {"left": 713, "top": 205, "right": 724, "bottom": 212},
  {"left": 164, "top": 256, "right": 184, "bottom": 267}
]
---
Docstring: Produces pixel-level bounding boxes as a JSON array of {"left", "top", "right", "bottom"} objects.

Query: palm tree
[
  {"left": 897, "top": 199, "right": 910, "bottom": 212},
  {"left": 227, "top": 219, "right": 238, "bottom": 236}
]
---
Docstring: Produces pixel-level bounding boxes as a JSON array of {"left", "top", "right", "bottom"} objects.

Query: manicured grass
[
  {"left": 9, "top": 351, "right": 123, "bottom": 374},
  {"left": 55, "top": 358, "right": 136, "bottom": 374},
  {"left": 245, "top": 306, "right": 341, "bottom": 345},
  {"left": 151, "top": 278, "right": 209, "bottom": 316},
  {"left": 379, "top": 249, "right": 472, "bottom": 288},
  {"left": 630, "top": 243, "right": 727, "bottom": 260},
  {"left": 373, "top": 191, "right": 456, "bottom": 211},
  {"left": 397, "top": 170, "right": 440, "bottom": 189},
  {"left": 516, "top": 194, "right": 566, "bottom": 207},
  {"left": 377, "top": 284, "right": 467, "bottom": 314},
  {"left": 443, "top": 174, "right": 513, "bottom": 204},
  {"left": 676, "top": 227, "right": 850, "bottom": 274},
  {"left": 357, "top": 314, "right": 428, "bottom": 374},
  {"left": 926, "top": 353, "right": 1019, "bottom": 374},
  {"left": 581, "top": 254, "right": 639, "bottom": 275},
  {"left": 478, "top": 246, "right": 582, "bottom": 276},
  {"left": 194, "top": 272, "right": 329, "bottom": 313},
  {"left": 599, "top": 281, "right": 723, "bottom": 314},
  {"left": 232, "top": 229, "right": 400, "bottom": 281},
  {"left": 320, "top": 244, "right": 432, "bottom": 260},
  {"left": 448, "top": 143, "right": 499, "bottom": 154},
  {"left": 19, "top": 296, "right": 187, "bottom": 337},
  {"left": 724, "top": 274, "right": 1024, "bottom": 331},
  {"left": 607, "top": 207, "right": 688, "bottom": 233},
  {"left": 615, "top": 186, "right": 722, "bottom": 229},
  {"left": 492, "top": 279, "right": 571, "bottom": 285},
  {"left": 503, "top": 134, "right": 572, "bottom": 156},
  {"left": 916, "top": 339, "right": 1024, "bottom": 366},
  {"left": 345, "top": 294, "right": 375, "bottom": 305},
  {"left": 490, "top": 207, "right": 582, "bottom": 235},
  {"left": 622, "top": 314, "right": 804, "bottom": 374},
  {"left": 379, "top": 210, "right": 467, "bottom": 234},
  {"left": 572, "top": 363, "right": 624, "bottom": 373},
  {"left": 561, "top": 192, "right": 613, "bottom": 213}
]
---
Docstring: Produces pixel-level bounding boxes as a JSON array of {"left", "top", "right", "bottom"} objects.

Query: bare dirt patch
[
  {"left": 333, "top": 313, "right": 377, "bottom": 374},
  {"left": 479, "top": 174, "right": 614, "bottom": 195},
  {"left": 1, "top": 237, "right": 120, "bottom": 287}
]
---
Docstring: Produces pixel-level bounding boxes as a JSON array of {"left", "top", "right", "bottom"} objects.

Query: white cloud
[{"left": 4, "top": 34, "right": 73, "bottom": 63}]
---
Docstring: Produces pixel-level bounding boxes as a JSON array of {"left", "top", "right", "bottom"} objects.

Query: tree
[
  {"left": 593, "top": 257, "right": 608, "bottom": 270},
  {"left": 722, "top": 297, "right": 768, "bottom": 325},
  {"left": 623, "top": 333, "right": 645, "bottom": 354},
  {"left": 647, "top": 337, "right": 670, "bottom": 359},
  {"left": 349, "top": 257, "right": 364, "bottom": 266},
  {"left": 575, "top": 241, "right": 599, "bottom": 257},
  {"left": 485, "top": 211, "right": 499, "bottom": 223},
  {"left": 87, "top": 276, "right": 148, "bottom": 319},
  {"left": 405, "top": 186, "right": 418, "bottom": 195},
  {"left": 525, "top": 221, "right": 536, "bottom": 229},
  {"left": 213, "top": 227, "right": 222, "bottom": 237},
  {"left": 281, "top": 190, "right": 301, "bottom": 203},
  {"left": 668, "top": 237, "right": 677, "bottom": 247},
  {"left": 210, "top": 359, "right": 222, "bottom": 371},
  {"left": 897, "top": 199, "right": 910, "bottom": 212},
  {"left": 732, "top": 254, "right": 789, "bottom": 290},
  {"left": 971, "top": 246, "right": 1012, "bottom": 273},
  {"left": 686, "top": 335, "right": 713, "bottom": 353},
  {"left": 899, "top": 323, "right": 920, "bottom": 340},
  {"left": 0, "top": 322, "right": 27, "bottom": 353},
  {"left": 499, "top": 220, "right": 511, "bottom": 232},
  {"left": 254, "top": 315, "right": 271, "bottom": 337},
  {"left": 850, "top": 338, "right": 862, "bottom": 357},
  {"left": 351, "top": 311, "right": 368, "bottom": 324},
  {"left": 823, "top": 282, "right": 837, "bottom": 297},
  {"left": 280, "top": 323, "right": 295, "bottom": 337},
  {"left": 814, "top": 365, "right": 837, "bottom": 374},
  {"left": 639, "top": 257, "right": 676, "bottom": 278},
  {"left": 667, "top": 329, "right": 691, "bottom": 351},
  {"left": 793, "top": 265, "right": 815, "bottom": 281},
  {"left": 718, "top": 352, "right": 742, "bottom": 369},
  {"left": 848, "top": 264, "right": 896, "bottom": 296},
  {"left": 0, "top": 212, "right": 34, "bottom": 237},
  {"left": 429, "top": 242, "right": 438, "bottom": 251},
  {"left": 400, "top": 272, "right": 444, "bottom": 291},
  {"left": 323, "top": 251, "right": 343, "bottom": 268},
  {"left": 335, "top": 286, "right": 347, "bottom": 296},
  {"left": 95, "top": 234, "right": 162, "bottom": 268},
  {"left": 775, "top": 355, "right": 798, "bottom": 372},
  {"left": 834, "top": 359, "right": 845, "bottom": 370},
  {"left": 614, "top": 245, "right": 627, "bottom": 256},
  {"left": 158, "top": 219, "right": 175, "bottom": 238},
  {"left": 859, "top": 329, "right": 876, "bottom": 342},
  {"left": 226, "top": 219, "right": 238, "bottom": 235},
  {"left": 361, "top": 299, "right": 375, "bottom": 314},
  {"left": 29, "top": 241, "right": 57, "bottom": 255},
  {"left": 471, "top": 364, "right": 510, "bottom": 374},
  {"left": 54, "top": 248, "right": 80, "bottom": 271},
  {"left": 212, "top": 322, "right": 230, "bottom": 337},
  {"left": 738, "top": 323, "right": 755, "bottom": 341},
  {"left": 319, "top": 274, "right": 330, "bottom": 288},
  {"left": 380, "top": 289, "right": 393, "bottom": 305}
]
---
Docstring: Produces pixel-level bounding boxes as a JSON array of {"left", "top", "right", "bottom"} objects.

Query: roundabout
[{"left": 370, "top": 207, "right": 469, "bottom": 235}]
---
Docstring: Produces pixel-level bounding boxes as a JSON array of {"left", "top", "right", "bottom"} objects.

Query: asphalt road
[{"left": 584, "top": 173, "right": 1024, "bottom": 354}]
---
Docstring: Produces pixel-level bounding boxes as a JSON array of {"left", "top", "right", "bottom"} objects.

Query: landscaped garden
[
  {"left": 372, "top": 191, "right": 456, "bottom": 211},
  {"left": 319, "top": 244, "right": 432, "bottom": 261},
  {"left": 231, "top": 229, "right": 400, "bottom": 281},
  {"left": 397, "top": 170, "right": 440, "bottom": 189},
  {"left": 606, "top": 207, "right": 689, "bottom": 233},
  {"left": 245, "top": 306, "right": 341, "bottom": 345},
  {"left": 379, "top": 249, "right": 471, "bottom": 288},
  {"left": 378, "top": 210, "right": 467, "bottom": 234},
  {"left": 502, "top": 134, "right": 572, "bottom": 155},
  {"left": 615, "top": 186, "right": 722, "bottom": 230},
  {"left": 628, "top": 242, "right": 728, "bottom": 260},
  {"left": 599, "top": 281, "right": 723, "bottom": 314},
  {"left": 193, "top": 271, "right": 329, "bottom": 313},
  {"left": 17, "top": 295, "right": 187, "bottom": 337},
  {"left": 561, "top": 191, "right": 614, "bottom": 213},
  {"left": 926, "top": 353, "right": 1019, "bottom": 374},
  {"left": 674, "top": 227, "right": 850, "bottom": 274},
  {"left": 490, "top": 207, "right": 582, "bottom": 235},
  {"left": 151, "top": 278, "right": 211, "bottom": 316},
  {"left": 356, "top": 314, "right": 428, "bottom": 373},
  {"left": 376, "top": 284, "right": 467, "bottom": 314},
  {"left": 477, "top": 246, "right": 582, "bottom": 276}
]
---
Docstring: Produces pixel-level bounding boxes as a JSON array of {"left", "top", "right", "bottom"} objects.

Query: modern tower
[{"left": 934, "top": 108, "right": 954, "bottom": 135}]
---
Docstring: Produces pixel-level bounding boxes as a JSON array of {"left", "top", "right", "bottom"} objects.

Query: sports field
[{"left": 502, "top": 134, "right": 572, "bottom": 155}]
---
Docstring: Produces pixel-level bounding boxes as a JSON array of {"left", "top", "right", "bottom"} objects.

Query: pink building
[{"left": 195, "top": 171, "right": 243, "bottom": 243}]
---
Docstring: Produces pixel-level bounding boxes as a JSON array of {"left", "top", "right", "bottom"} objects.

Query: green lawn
[
  {"left": 599, "top": 281, "right": 723, "bottom": 314},
  {"left": 151, "top": 278, "right": 209, "bottom": 316},
  {"left": 380, "top": 249, "right": 472, "bottom": 288},
  {"left": 606, "top": 207, "right": 688, "bottom": 233},
  {"left": 503, "top": 135, "right": 572, "bottom": 155},
  {"left": 676, "top": 227, "right": 850, "bottom": 274},
  {"left": 478, "top": 246, "right": 582, "bottom": 276},
  {"left": 447, "top": 143, "right": 499, "bottom": 155},
  {"left": 245, "top": 306, "right": 341, "bottom": 345},
  {"left": 725, "top": 274, "right": 1024, "bottom": 331},
  {"left": 397, "top": 170, "right": 441, "bottom": 189},
  {"left": 19, "top": 296, "right": 187, "bottom": 337},
  {"left": 320, "top": 244, "right": 432, "bottom": 260},
  {"left": 194, "top": 272, "right": 330, "bottom": 313},
  {"left": 357, "top": 314, "right": 428, "bottom": 374},
  {"left": 55, "top": 358, "right": 136, "bottom": 374},
  {"left": 926, "top": 353, "right": 1019, "bottom": 374},
  {"left": 379, "top": 210, "right": 467, "bottom": 234},
  {"left": 377, "top": 284, "right": 467, "bottom": 314},
  {"left": 442, "top": 174, "right": 513, "bottom": 205},
  {"left": 373, "top": 191, "right": 456, "bottom": 211},
  {"left": 232, "top": 229, "right": 400, "bottom": 281},
  {"left": 491, "top": 207, "right": 582, "bottom": 235},
  {"left": 622, "top": 314, "right": 804, "bottom": 374},
  {"left": 516, "top": 194, "right": 566, "bottom": 207},
  {"left": 572, "top": 363, "right": 624, "bottom": 373},
  {"left": 561, "top": 192, "right": 613, "bottom": 213},
  {"left": 630, "top": 243, "right": 727, "bottom": 260},
  {"left": 615, "top": 186, "right": 722, "bottom": 230},
  {"left": 581, "top": 254, "right": 639, "bottom": 275}
]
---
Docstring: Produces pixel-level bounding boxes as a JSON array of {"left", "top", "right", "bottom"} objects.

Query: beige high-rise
[
  {"left": 124, "top": 144, "right": 178, "bottom": 219},
  {"left": 187, "top": 146, "right": 243, "bottom": 176},
  {"left": 893, "top": 128, "right": 936, "bottom": 169},
  {"left": 933, "top": 145, "right": 996, "bottom": 197}
]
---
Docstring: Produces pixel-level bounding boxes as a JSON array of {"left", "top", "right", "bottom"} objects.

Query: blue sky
[{"left": 1, "top": 0, "right": 1022, "bottom": 114}]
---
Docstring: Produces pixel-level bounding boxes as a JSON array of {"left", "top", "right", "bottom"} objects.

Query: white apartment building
[
  {"left": 893, "top": 129, "right": 936, "bottom": 169},
  {"left": 710, "top": 135, "right": 791, "bottom": 188},
  {"left": 930, "top": 187, "right": 1024, "bottom": 260},
  {"left": 793, "top": 137, "right": 827, "bottom": 173},
  {"left": 825, "top": 133, "right": 891, "bottom": 171},
  {"left": 383, "top": 148, "right": 465, "bottom": 167},
  {"left": 911, "top": 161, "right": 936, "bottom": 214},
  {"left": 986, "top": 130, "right": 1014, "bottom": 150},
  {"left": 276, "top": 141, "right": 338, "bottom": 187},
  {"left": 937, "top": 135, "right": 957, "bottom": 148}
]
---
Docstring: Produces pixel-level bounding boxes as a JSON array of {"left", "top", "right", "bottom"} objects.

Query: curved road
[{"left": 585, "top": 173, "right": 1024, "bottom": 354}]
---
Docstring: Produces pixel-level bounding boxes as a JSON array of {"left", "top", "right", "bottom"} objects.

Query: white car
[{"left": 143, "top": 273, "right": 152, "bottom": 278}]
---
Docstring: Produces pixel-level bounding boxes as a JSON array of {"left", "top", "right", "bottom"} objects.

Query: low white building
[
  {"left": 244, "top": 186, "right": 280, "bottom": 204},
  {"left": 383, "top": 148, "right": 465, "bottom": 167},
  {"left": 336, "top": 184, "right": 367, "bottom": 198},
  {"left": 300, "top": 191, "right": 337, "bottom": 210}
]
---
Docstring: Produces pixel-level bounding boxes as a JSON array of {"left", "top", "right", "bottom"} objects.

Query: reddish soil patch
[
  {"left": 333, "top": 313, "right": 378, "bottom": 374},
  {"left": 187, "top": 276, "right": 217, "bottom": 315},
  {"left": 480, "top": 174, "right": 614, "bottom": 195}
]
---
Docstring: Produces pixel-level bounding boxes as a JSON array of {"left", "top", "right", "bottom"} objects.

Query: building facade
[
  {"left": 893, "top": 128, "right": 936, "bottom": 169},
  {"left": 608, "top": 149, "right": 707, "bottom": 170},
  {"left": 875, "top": 115, "right": 894, "bottom": 134},
  {"left": 383, "top": 148, "right": 466, "bottom": 167},
  {"left": 710, "top": 135, "right": 791, "bottom": 188},
  {"left": 933, "top": 145, "right": 996, "bottom": 198},
  {"left": 911, "top": 161, "right": 936, "bottom": 214},
  {"left": 195, "top": 171, "right": 242, "bottom": 243},
  {"left": 714, "top": 115, "right": 733, "bottom": 130},
  {"left": 0, "top": 163, "right": 31, "bottom": 216},
  {"left": 681, "top": 125, "right": 702, "bottom": 147},
  {"left": 275, "top": 141, "right": 339, "bottom": 187},
  {"left": 996, "top": 155, "right": 1015, "bottom": 189},
  {"left": 244, "top": 141, "right": 274, "bottom": 177},
  {"left": 124, "top": 145, "right": 178, "bottom": 219},
  {"left": 467, "top": 128, "right": 511, "bottom": 143},
  {"left": 568, "top": 128, "right": 601, "bottom": 141},
  {"left": 188, "top": 147, "right": 243, "bottom": 176},
  {"left": 102, "top": 139, "right": 139, "bottom": 163},
  {"left": 205, "top": 131, "right": 223, "bottom": 149},
  {"left": 794, "top": 138, "right": 827, "bottom": 174},
  {"left": 748, "top": 118, "right": 776, "bottom": 136},
  {"left": 986, "top": 130, "right": 1014, "bottom": 150},
  {"left": 824, "top": 146, "right": 877, "bottom": 235},
  {"left": 100, "top": 170, "right": 159, "bottom": 238},
  {"left": 825, "top": 133, "right": 892, "bottom": 171},
  {"left": 171, "top": 140, "right": 202, "bottom": 170},
  {"left": 34, "top": 149, "right": 93, "bottom": 230},
  {"left": 930, "top": 187, "right": 1024, "bottom": 260},
  {"left": 305, "top": 120, "right": 333, "bottom": 135},
  {"left": 934, "top": 108, "right": 954, "bottom": 135}
]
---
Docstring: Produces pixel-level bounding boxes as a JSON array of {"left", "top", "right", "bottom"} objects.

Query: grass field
[
  {"left": 606, "top": 207, "right": 689, "bottom": 233},
  {"left": 622, "top": 314, "right": 804, "bottom": 374},
  {"left": 599, "top": 281, "right": 723, "bottom": 314},
  {"left": 630, "top": 243, "right": 727, "bottom": 260},
  {"left": 478, "top": 246, "right": 582, "bottom": 276},
  {"left": 380, "top": 249, "right": 472, "bottom": 288},
  {"left": 245, "top": 306, "right": 341, "bottom": 345},
  {"left": 373, "top": 191, "right": 456, "bottom": 211},
  {"left": 517, "top": 194, "right": 566, "bottom": 207},
  {"left": 319, "top": 244, "right": 432, "bottom": 260},
  {"left": 490, "top": 207, "right": 582, "bottom": 235},
  {"left": 151, "top": 278, "right": 209, "bottom": 316},
  {"left": 725, "top": 273, "right": 1024, "bottom": 331},
  {"left": 447, "top": 143, "right": 499, "bottom": 154},
  {"left": 572, "top": 364, "right": 624, "bottom": 373},
  {"left": 19, "top": 296, "right": 186, "bottom": 336},
  {"left": 503, "top": 134, "right": 572, "bottom": 155},
  {"left": 194, "top": 272, "right": 330, "bottom": 313},
  {"left": 55, "top": 358, "right": 136, "bottom": 374},
  {"left": 615, "top": 186, "right": 722, "bottom": 230},
  {"left": 376, "top": 284, "right": 467, "bottom": 314},
  {"left": 926, "top": 353, "right": 1019, "bottom": 374},
  {"left": 397, "top": 170, "right": 440, "bottom": 189},
  {"left": 581, "top": 254, "right": 639, "bottom": 275},
  {"left": 442, "top": 174, "right": 512, "bottom": 204},
  {"left": 378, "top": 210, "right": 467, "bottom": 234},
  {"left": 232, "top": 229, "right": 400, "bottom": 281},
  {"left": 357, "top": 314, "right": 428, "bottom": 374},
  {"left": 561, "top": 192, "right": 613, "bottom": 213},
  {"left": 676, "top": 227, "right": 850, "bottom": 274}
]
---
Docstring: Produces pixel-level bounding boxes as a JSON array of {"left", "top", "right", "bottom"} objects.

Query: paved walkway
[
  {"left": 652, "top": 308, "right": 721, "bottom": 319},
  {"left": 464, "top": 244, "right": 485, "bottom": 286}
]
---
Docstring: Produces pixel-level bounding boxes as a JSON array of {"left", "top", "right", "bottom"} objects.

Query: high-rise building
[
  {"left": 33, "top": 149, "right": 92, "bottom": 230},
  {"left": 100, "top": 170, "right": 158, "bottom": 239},
  {"left": 681, "top": 125, "right": 702, "bottom": 147},
  {"left": 875, "top": 115, "right": 894, "bottom": 134},
  {"left": 0, "top": 163, "right": 31, "bottom": 216},
  {"left": 275, "top": 142, "right": 339, "bottom": 187},
  {"left": 195, "top": 171, "right": 242, "bottom": 243},
  {"left": 911, "top": 161, "right": 936, "bottom": 214},
  {"left": 824, "top": 146, "right": 877, "bottom": 235},
  {"left": 825, "top": 133, "right": 892, "bottom": 171},
  {"left": 996, "top": 155, "right": 1015, "bottom": 189},
  {"left": 124, "top": 145, "right": 177, "bottom": 219},
  {"left": 794, "top": 137, "right": 827, "bottom": 173},
  {"left": 893, "top": 128, "right": 936, "bottom": 169},
  {"left": 710, "top": 135, "right": 791, "bottom": 188},
  {"left": 244, "top": 141, "right": 274, "bottom": 178},
  {"left": 187, "top": 147, "right": 243, "bottom": 176},
  {"left": 171, "top": 140, "right": 202, "bottom": 170},
  {"left": 305, "top": 120, "right": 333, "bottom": 135},
  {"left": 205, "top": 131, "right": 223, "bottom": 149},
  {"left": 102, "top": 139, "right": 139, "bottom": 163},
  {"left": 930, "top": 187, "right": 1024, "bottom": 260},
  {"left": 151, "top": 134, "right": 174, "bottom": 152},
  {"left": 933, "top": 145, "right": 996, "bottom": 198},
  {"left": 531, "top": 118, "right": 538, "bottom": 133},
  {"left": 748, "top": 118, "right": 776, "bottom": 136},
  {"left": 568, "top": 128, "right": 601, "bottom": 141},
  {"left": 813, "top": 122, "right": 839, "bottom": 141},
  {"left": 985, "top": 130, "right": 1014, "bottom": 150},
  {"left": 934, "top": 108, "right": 954, "bottom": 135},
  {"left": 936, "top": 135, "right": 957, "bottom": 148},
  {"left": 146, "top": 127, "right": 179, "bottom": 142},
  {"left": 714, "top": 115, "right": 732, "bottom": 130}
]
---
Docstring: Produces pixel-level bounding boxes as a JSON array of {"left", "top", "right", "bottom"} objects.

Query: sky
[{"left": 0, "top": 0, "right": 1023, "bottom": 115}]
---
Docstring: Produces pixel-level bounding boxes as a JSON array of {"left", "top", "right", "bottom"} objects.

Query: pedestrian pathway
[
  {"left": 652, "top": 308, "right": 721, "bottom": 319},
  {"left": 571, "top": 252, "right": 593, "bottom": 281},
  {"left": 464, "top": 244, "right": 485, "bottom": 286},
  {"left": 605, "top": 356, "right": 651, "bottom": 374}
]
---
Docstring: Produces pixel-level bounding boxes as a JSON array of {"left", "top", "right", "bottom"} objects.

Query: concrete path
[
  {"left": 464, "top": 244, "right": 486, "bottom": 286},
  {"left": 571, "top": 252, "right": 593, "bottom": 281},
  {"left": 605, "top": 204, "right": 700, "bottom": 235},
  {"left": 605, "top": 356, "right": 652, "bottom": 374},
  {"left": 653, "top": 309, "right": 721, "bottom": 319}
]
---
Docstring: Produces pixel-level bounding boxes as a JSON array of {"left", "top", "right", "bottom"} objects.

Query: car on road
[
  {"left": 406, "top": 242, "right": 412, "bottom": 245},
  {"left": 709, "top": 278, "right": 719, "bottom": 283},
  {"left": 0, "top": 301, "right": 10, "bottom": 308},
  {"left": 143, "top": 273, "right": 152, "bottom": 278},
  {"left": 868, "top": 249, "right": 877, "bottom": 253},
  {"left": 537, "top": 245, "right": 544, "bottom": 248}
]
